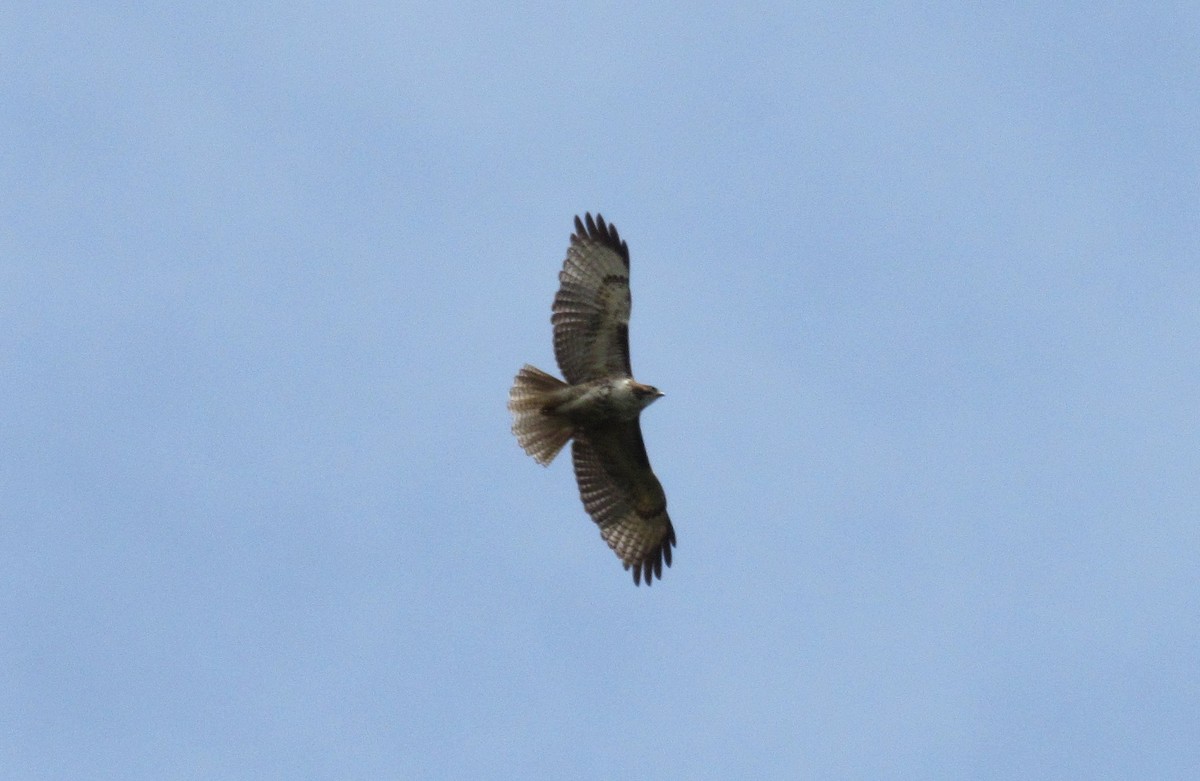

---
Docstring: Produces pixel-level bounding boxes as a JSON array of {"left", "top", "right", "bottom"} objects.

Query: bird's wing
[
  {"left": 571, "top": 424, "right": 675, "bottom": 585},
  {"left": 551, "top": 213, "right": 633, "bottom": 384}
]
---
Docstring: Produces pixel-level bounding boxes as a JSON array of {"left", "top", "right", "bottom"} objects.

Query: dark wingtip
[
  {"left": 571, "top": 212, "right": 630, "bottom": 267},
  {"left": 631, "top": 526, "right": 676, "bottom": 586}
]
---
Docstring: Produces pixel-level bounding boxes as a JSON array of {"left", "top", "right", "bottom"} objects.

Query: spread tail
[{"left": 508, "top": 365, "right": 572, "bottom": 465}]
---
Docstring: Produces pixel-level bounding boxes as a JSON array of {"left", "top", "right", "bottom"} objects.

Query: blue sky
[{"left": 4, "top": 3, "right": 1198, "bottom": 778}]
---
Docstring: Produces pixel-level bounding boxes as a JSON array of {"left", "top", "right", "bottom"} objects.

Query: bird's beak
[{"left": 655, "top": 390, "right": 665, "bottom": 398}]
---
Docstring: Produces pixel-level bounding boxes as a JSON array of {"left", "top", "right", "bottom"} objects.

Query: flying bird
[{"left": 508, "top": 213, "right": 676, "bottom": 585}]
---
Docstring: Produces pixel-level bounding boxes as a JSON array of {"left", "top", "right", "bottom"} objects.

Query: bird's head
[{"left": 631, "top": 382, "right": 664, "bottom": 409}]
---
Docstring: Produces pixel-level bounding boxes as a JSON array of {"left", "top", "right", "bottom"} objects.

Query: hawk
[{"left": 508, "top": 213, "right": 676, "bottom": 585}]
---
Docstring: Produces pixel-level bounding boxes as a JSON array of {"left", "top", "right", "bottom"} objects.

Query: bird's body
[
  {"left": 554, "top": 377, "right": 662, "bottom": 425},
  {"left": 508, "top": 214, "right": 676, "bottom": 586}
]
